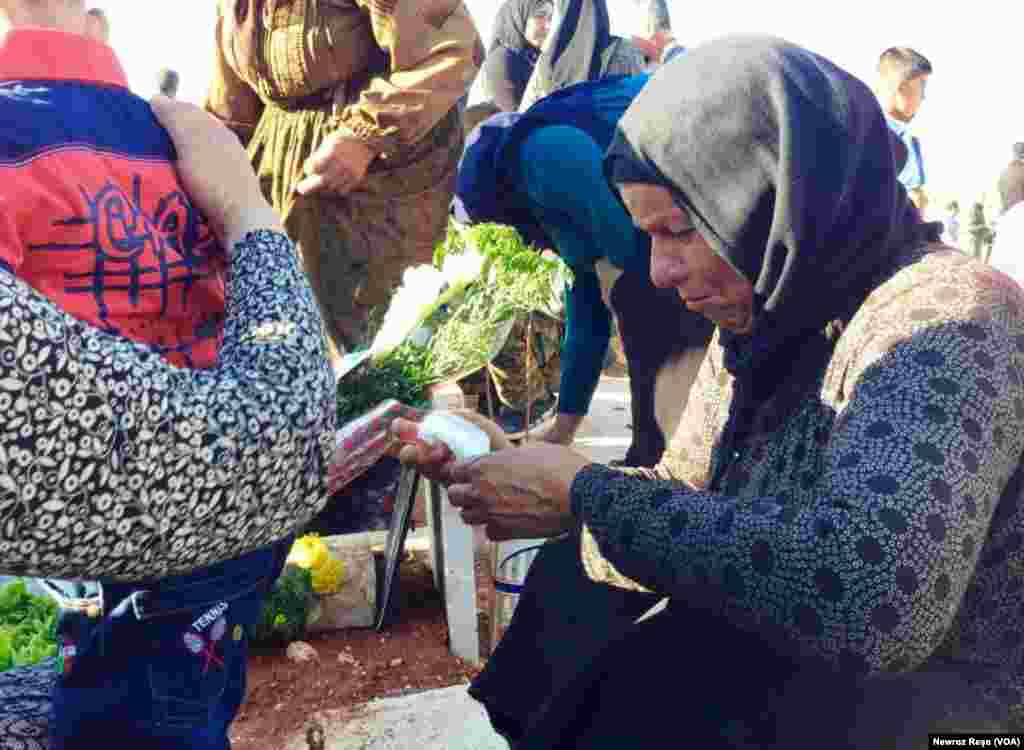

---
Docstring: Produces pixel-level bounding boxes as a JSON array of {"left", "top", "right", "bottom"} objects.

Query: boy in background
[{"left": 876, "top": 46, "right": 933, "bottom": 213}]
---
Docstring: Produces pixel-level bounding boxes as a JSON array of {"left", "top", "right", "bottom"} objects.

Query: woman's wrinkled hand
[
  {"left": 392, "top": 410, "right": 512, "bottom": 483},
  {"left": 445, "top": 444, "right": 592, "bottom": 541},
  {"left": 149, "top": 95, "right": 281, "bottom": 249},
  {"left": 296, "top": 134, "right": 377, "bottom": 197}
]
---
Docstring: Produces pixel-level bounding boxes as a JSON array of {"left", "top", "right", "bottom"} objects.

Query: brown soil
[{"left": 230, "top": 544, "right": 495, "bottom": 750}]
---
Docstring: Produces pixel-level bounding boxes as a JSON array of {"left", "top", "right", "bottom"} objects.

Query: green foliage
[
  {"left": 337, "top": 221, "right": 569, "bottom": 422},
  {"left": 248, "top": 565, "right": 315, "bottom": 646},
  {"left": 424, "top": 223, "right": 568, "bottom": 383},
  {"left": 0, "top": 579, "right": 58, "bottom": 672},
  {"left": 336, "top": 342, "right": 433, "bottom": 426}
]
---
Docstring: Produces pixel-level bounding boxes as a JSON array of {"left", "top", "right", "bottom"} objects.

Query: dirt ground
[{"left": 230, "top": 545, "right": 495, "bottom": 750}]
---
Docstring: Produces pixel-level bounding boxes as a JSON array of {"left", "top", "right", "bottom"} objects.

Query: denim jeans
[{"left": 48, "top": 540, "right": 291, "bottom": 750}]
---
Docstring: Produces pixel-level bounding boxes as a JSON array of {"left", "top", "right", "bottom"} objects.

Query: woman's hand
[
  {"left": 446, "top": 444, "right": 592, "bottom": 541},
  {"left": 296, "top": 134, "right": 377, "bottom": 197},
  {"left": 393, "top": 410, "right": 512, "bottom": 482},
  {"left": 149, "top": 95, "right": 281, "bottom": 249},
  {"left": 538, "top": 413, "right": 583, "bottom": 446}
]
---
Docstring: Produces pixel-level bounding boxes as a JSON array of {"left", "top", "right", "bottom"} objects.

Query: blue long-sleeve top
[{"left": 509, "top": 124, "right": 649, "bottom": 415}]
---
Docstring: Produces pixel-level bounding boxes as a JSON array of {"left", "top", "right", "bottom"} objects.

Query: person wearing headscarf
[
  {"left": 482, "top": 0, "right": 553, "bottom": 112},
  {"left": 517, "top": 0, "right": 645, "bottom": 110},
  {"left": 400, "top": 35, "right": 1024, "bottom": 746},
  {"left": 990, "top": 144, "right": 1024, "bottom": 282},
  {"left": 205, "top": 0, "right": 483, "bottom": 362},
  {"left": 453, "top": 75, "right": 712, "bottom": 463}
]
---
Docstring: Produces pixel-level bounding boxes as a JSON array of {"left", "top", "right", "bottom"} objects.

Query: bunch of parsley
[{"left": 0, "top": 579, "right": 58, "bottom": 672}]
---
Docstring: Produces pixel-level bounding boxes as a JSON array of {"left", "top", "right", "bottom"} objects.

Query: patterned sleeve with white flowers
[{"left": 0, "top": 229, "right": 336, "bottom": 581}]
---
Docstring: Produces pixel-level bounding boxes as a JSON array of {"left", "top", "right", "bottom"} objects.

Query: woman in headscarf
[
  {"left": 516, "top": 0, "right": 645, "bottom": 110},
  {"left": 453, "top": 74, "right": 712, "bottom": 465},
  {"left": 482, "top": 0, "right": 553, "bottom": 112},
  {"left": 206, "top": 0, "right": 483, "bottom": 360},
  {"left": 400, "top": 35, "right": 1024, "bottom": 746}
]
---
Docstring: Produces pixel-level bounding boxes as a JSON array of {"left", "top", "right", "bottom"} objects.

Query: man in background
[
  {"left": 876, "top": 46, "right": 932, "bottom": 213},
  {"left": 156, "top": 66, "right": 180, "bottom": 98},
  {"left": 84, "top": 6, "right": 106, "bottom": 42}
]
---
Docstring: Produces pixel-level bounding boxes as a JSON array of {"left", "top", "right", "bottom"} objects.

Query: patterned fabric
[
  {"left": 208, "top": 0, "right": 482, "bottom": 154},
  {"left": 0, "top": 230, "right": 335, "bottom": 746},
  {"left": 572, "top": 245, "right": 1024, "bottom": 724},
  {"left": 0, "top": 229, "right": 335, "bottom": 581},
  {"left": 0, "top": 660, "right": 54, "bottom": 750}
]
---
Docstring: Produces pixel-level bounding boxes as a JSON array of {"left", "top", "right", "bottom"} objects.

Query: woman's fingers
[
  {"left": 447, "top": 483, "right": 481, "bottom": 509},
  {"left": 460, "top": 508, "right": 490, "bottom": 526},
  {"left": 296, "top": 158, "right": 356, "bottom": 196},
  {"left": 447, "top": 456, "right": 485, "bottom": 485},
  {"left": 397, "top": 444, "right": 421, "bottom": 466},
  {"left": 295, "top": 173, "right": 330, "bottom": 196},
  {"left": 303, "top": 138, "right": 335, "bottom": 176}
]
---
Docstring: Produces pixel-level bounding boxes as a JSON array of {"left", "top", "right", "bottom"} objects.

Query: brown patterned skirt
[{"left": 248, "top": 104, "right": 463, "bottom": 354}]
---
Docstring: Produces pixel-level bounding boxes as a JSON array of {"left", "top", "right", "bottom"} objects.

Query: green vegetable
[
  {"left": 336, "top": 221, "right": 569, "bottom": 424},
  {"left": 248, "top": 565, "right": 315, "bottom": 646},
  {"left": 336, "top": 342, "right": 433, "bottom": 426},
  {"left": 422, "top": 223, "right": 568, "bottom": 383},
  {"left": 0, "top": 579, "right": 58, "bottom": 672}
]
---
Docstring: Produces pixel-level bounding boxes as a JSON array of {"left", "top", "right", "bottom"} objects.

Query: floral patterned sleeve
[
  {"left": 571, "top": 292, "right": 1024, "bottom": 675},
  {"left": 0, "top": 230, "right": 335, "bottom": 581}
]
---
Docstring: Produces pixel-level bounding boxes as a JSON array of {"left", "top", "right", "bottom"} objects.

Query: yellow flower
[
  {"left": 287, "top": 534, "right": 328, "bottom": 571},
  {"left": 310, "top": 557, "right": 347, "bottom": 595}
]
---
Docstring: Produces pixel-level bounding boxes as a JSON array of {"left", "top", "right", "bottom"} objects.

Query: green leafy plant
[
  {"left": 0, "top": 579, "right": 58, "bottom": 672},
  {"left": 423, "top": 223, "right": 568, "bottom": 383},
  {"left": 248, "top": 565, "right": 315, "bottom": 646},
  {"left": 336, "top": 222, "right": 569, "bottom": 425},
  {"left": 336, "top": 342, "right": 433, "bottom": 426}
]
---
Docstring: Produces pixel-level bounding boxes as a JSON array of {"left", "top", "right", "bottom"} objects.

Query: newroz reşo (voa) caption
[{"left": 931, "top": 736, "right": 1024, "bottom": 747}]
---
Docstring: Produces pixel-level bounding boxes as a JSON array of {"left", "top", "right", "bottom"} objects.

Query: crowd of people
[{"left": 0, "top": 0, "right": 1021, "bottom": 748}]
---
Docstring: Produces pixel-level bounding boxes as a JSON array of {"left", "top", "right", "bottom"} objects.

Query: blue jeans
[{"left": 48, "top": 540, "right": 291, "bottom": 749}]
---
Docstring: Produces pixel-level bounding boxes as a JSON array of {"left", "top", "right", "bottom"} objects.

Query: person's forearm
[
  {"left": 342, "top": 0, "right": 482, "bottom": 153},
  {"left": 0, "top": 229, "right": 335, "bottom": 582},
  {"left": 558, "top": 275, "right": 612, "bottom": 416}
]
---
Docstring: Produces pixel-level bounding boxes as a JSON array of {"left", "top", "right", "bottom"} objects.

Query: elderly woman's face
[
  {"left": 524, "top": 7, "right": 552, "bottom": 48},
  {"left": 619, "top": 183, "right": 755, "bottom": 334}
]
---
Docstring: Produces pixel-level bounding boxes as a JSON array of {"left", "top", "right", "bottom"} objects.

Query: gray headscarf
[
  {"left": 519, "top": 0, "right": 645, "bottom": 110},
  {"left": 606, "top": 35, "right": 939, "bottom": 385},
  {"left": 491, "top": 0, "right": 553, "bottom": 54}
]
